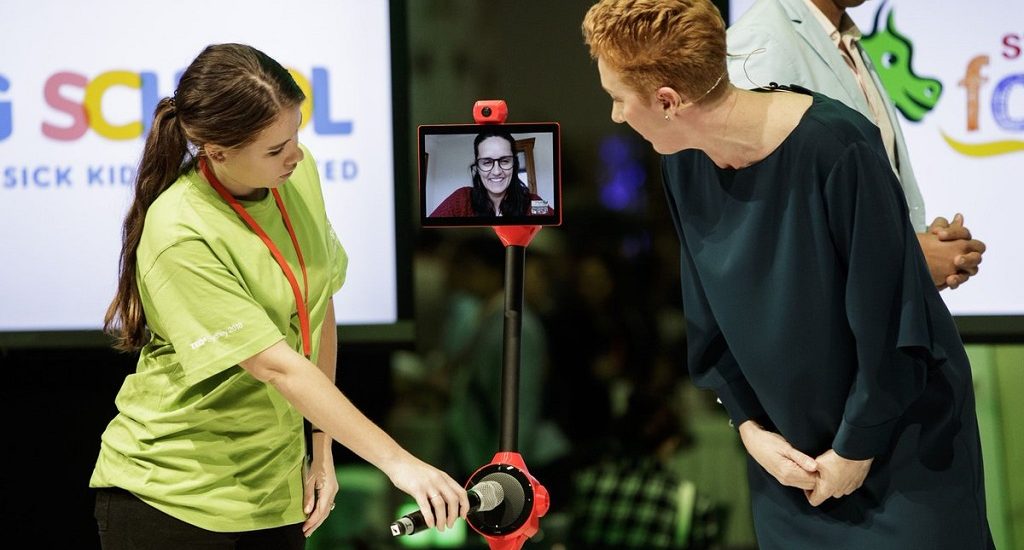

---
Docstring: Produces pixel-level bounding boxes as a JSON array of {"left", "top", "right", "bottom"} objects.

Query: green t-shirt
[{"left": 90, "top": 145, "right": 348, "bottom": 532}]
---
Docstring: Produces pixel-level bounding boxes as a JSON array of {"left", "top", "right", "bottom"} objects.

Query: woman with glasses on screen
[
  {"left": 90, "top": 43, "right": 467, "bottom": 549},
  {"left": 582, "top": 1, "right": 993, "bottom": 549},
  {"left": 430, "top": 130, "right": 552, "bottom": 217}
]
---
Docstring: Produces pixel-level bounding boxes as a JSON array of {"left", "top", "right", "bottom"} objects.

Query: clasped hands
[
  {"left": 919, "top": 213, "right": 986, "bottom": 290},
  {"left": 738, "top": 420, "right": 873, "bottom": 507}
]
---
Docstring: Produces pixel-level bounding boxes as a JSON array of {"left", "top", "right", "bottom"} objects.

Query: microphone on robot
[{"left": 390, "top": 480, "right": 505, "bottom": 536}]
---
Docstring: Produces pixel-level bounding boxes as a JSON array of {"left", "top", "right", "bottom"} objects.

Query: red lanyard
[{"left": 199, "top": 158, "right": 312, "bottom": 358}]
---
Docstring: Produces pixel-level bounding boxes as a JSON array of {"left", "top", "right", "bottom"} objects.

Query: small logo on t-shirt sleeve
[{"left": 190, "top": 322, "right": 244, "bottom": 350}]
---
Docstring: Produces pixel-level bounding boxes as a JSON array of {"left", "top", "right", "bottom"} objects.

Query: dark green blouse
[{"left": 662, "top": 90, "right": 992, "bottom": 549}]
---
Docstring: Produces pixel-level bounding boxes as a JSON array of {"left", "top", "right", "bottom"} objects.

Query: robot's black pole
[{"left": 499, "top": 244, "right": 526, "bottom": 452}]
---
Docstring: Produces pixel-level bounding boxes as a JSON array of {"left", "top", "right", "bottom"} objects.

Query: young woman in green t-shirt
[{"left": 92, "top": 43, "right": 468, "bottom": 548}]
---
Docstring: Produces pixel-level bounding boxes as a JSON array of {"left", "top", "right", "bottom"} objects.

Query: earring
[{"left": 664, "top": 113, "right": 670, "bottom": 120}]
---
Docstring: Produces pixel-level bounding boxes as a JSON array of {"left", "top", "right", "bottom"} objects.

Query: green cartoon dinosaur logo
[{"left": 860, "top": 6, "right": 942, "bottom": 122}]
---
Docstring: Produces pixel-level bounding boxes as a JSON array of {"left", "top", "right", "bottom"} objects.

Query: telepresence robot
[
  {"left": 464, "top": 101, "right": 551, "bottom": 550},
  {"left": 392, "top": 100, "right": 559, "bottom": 549}
]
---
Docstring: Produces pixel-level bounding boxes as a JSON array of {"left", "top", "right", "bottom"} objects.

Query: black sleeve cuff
[
  {"left": 832, "top": 417, "right": 899, "bottom": 460},
  {"left": 715, "top": 377, "right": 767, "bottom": 429}
]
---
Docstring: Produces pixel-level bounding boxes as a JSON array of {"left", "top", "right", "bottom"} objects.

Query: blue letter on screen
[
  {"left": 992, "top": 75, "right": 1024, "bottom": 132},
  {"left": 0, "top": 75, "right": 11, "bottom": 142},
  {"left": 140, "top": 72, "right": 160, "bottom": 136},
  {"left": 312, "top": 68, "right": 353, "bottom": 135}
]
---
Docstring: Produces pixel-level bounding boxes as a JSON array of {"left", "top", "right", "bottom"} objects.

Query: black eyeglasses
[{"left": 475, "top": 156, "right": 514, "bottom": 171}]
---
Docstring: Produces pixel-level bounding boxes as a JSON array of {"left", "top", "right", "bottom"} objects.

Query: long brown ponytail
[
  {"left": 104, "top": 97, "right": 190, "bottom": 351},
  {"left": 104, "top": 43, "right": 305, "bottom": 351}
]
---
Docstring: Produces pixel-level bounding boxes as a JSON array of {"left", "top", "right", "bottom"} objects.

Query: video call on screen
[{"left": 419, "top": 123, "right": 561, "bottom": 228}]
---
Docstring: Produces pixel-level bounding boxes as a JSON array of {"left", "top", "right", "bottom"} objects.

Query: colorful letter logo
[
  {"left": 862, "top": 5, "right": 1022, "bottom": 157},
  {"left": 38, "top": 68, "right": 352, "bottom": 141}
]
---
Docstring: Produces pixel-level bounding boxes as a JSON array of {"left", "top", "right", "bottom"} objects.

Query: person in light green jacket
[{"left": 726, "top": 0, "right": 986, "bottom": 290}]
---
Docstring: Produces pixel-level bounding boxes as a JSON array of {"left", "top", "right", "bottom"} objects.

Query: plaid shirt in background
[{"left": 570, "top": 457, "right": 693, "bottom": 549}]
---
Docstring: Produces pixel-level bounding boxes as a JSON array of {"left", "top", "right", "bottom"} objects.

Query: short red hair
[{"left": 583, "top": 0, "right": 728, "bottom": 103}]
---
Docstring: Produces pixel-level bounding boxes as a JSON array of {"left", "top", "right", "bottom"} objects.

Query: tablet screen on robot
[{"left": 418, "top": 122, "right": 561, "bottom": 227}]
